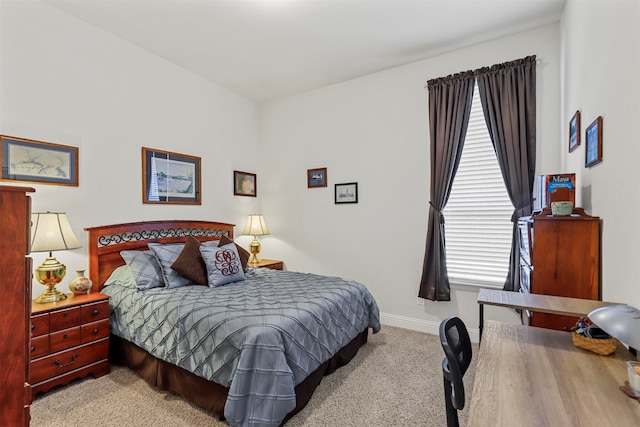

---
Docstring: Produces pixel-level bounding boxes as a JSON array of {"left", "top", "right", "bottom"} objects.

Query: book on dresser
[
  {"left": 30, "top": 293, "right": 111, "bottom": 397},
  {"left": 517, "top": 206, "right": 601, "bottom": 331}
]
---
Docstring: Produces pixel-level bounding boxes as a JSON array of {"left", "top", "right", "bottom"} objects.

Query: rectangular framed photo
[
  {"left": 234, "top": 170, "right": 257, "bottom": 197},
  {"left": 335, "top": 182, "right": 358, "bottom": 204},
  {"left": 569, "top": 110, "right": 580, "bottom": 152},
  {"left": 0, "top": 135, "right": 78, "bottom": 186},
  {"left": 142, "top": 147, "right": 201, "bottom": 204},
  {"left": 307, "top": 167, "right": 327, "bottom": 188},
  {"left": 585, "top": 116, "right": 603, "bottom": 168}
]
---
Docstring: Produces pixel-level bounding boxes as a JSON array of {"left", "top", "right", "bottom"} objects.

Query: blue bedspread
[{"left": 102, "top": 267, "right": 380, "bottom": 426}]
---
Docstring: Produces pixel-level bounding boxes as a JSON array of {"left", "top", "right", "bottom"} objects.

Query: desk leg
[{"left": 479, "top": 303, "right": 484, "bottom": 343}]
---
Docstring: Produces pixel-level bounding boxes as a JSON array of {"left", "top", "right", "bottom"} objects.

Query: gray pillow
[
  {"left": 148, "top": 243, "right": 192, "bottom": 289},
  {"left": 120, "top": 250, "right": 165, "bottom": 290},
  {"left": 103, "top": 265, "right": 137, "bottom": 289},
  {"left": 200, "top": 242, "right": 246, "bottom": 287},
  {"left": 148, "top": 241, "right": 220, "bottom": 288}
]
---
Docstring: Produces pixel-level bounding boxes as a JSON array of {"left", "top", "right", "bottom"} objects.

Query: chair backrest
[{"left": 439, "top": 316, "right": 473, "bottom": 425}]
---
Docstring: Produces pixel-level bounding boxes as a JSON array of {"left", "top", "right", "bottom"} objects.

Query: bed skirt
[{"left": 110, "top": 328, "right": 369, "bottom": 423}]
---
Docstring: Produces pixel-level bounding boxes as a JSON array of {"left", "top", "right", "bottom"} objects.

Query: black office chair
[{"left": 439, "top": 316, "right": 472, "bottom": 427}]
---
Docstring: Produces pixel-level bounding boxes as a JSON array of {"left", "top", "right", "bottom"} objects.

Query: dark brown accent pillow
[
  {"left": 170, "top": 236, "right": 208, "bottom": 285},
  {"left": 219, "top": 235, "right": 250, "bottom": 272}
]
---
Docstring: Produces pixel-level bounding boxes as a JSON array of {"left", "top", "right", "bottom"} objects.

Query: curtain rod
[{"left": 423, "top": 57, "right": 543, "bottom": 89}]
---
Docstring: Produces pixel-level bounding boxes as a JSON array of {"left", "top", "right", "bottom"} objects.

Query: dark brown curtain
[
  {"left": 418, "top": 71, "right": 474, "bottom": 301},
  {"left": 475, "top": 56, "right": 537, "bottom": 292}
]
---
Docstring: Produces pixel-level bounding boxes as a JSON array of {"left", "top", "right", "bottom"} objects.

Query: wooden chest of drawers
[{"left": 30, "top": 293, "right": 110, "bottom": 397}]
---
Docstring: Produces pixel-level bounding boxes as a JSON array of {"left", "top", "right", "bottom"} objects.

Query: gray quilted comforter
[{"left": 102, "top": 267, "right": 381, "bottom": 426}]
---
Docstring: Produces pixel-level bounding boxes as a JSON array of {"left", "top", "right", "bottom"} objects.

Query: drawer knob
[
  {"left": 31, "top": 324, "right": 35, "bottom": 330},
  {"left": 63, "top": 334, "right": 68, "bottom": 339},
  {"left": 31, "top": 346, "right": 35, "bottom": 352},
  {"left": 92, "top": 309, "right": 99, "bottom": 316},
  {"left": 52, "top": 353, "right": 79, "bottom": 369},
  {"left": 93, "top": 328, "right": 99, "bottom": 334}
]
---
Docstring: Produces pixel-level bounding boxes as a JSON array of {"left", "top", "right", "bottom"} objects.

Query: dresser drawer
[
  {"left": 30, "top": 335, "right": 49, "bottom": 359},
  {"left": 49, "top": 326, "right": 81, "bottom": 353},
  {"left": 30, "top": 338, "right": 109, "bottom": 384},
  {"left": 81, "top": 300, "right": 109, "bottom": 322},
  {"left": 50, "top": 307, "right": 81, "bottom": 332},
  {"left": 31, "top": 313, "right": 49, "bottom": 337},
  {"left": 81, "top": 319, "right": 110, "bottom": 344}
]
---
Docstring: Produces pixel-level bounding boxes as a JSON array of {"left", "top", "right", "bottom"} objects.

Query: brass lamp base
[
  {"left": 35, "top": 285, "right": 68, "bottom": 304},
  {"left": 34, "top": 255, "right": 68, "bottom": 304},
  {"left": 248, "top": 237, "right": 262, "bottom": 264}
]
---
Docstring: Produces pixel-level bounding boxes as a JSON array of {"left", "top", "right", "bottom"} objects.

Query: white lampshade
[
  {"left": 31, "top": 212, "right": 82, "bottom": 253},
  {"left": 588, "top": 304, "right": 640, "bottom": 351},
  {"left": 242, "top": 214, "right": 270, "bottom": 237}
]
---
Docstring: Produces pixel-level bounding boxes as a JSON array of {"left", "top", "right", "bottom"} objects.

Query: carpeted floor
[{"left": 30, "top": 325, "right": 477, "bottom": 426}]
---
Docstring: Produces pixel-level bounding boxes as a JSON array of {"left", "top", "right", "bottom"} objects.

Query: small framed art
[
  {"left": 142, "top": 147, "right": 201, "bottom": 204},
  {"left": 234, "top": 170, "right": 257, "bottom": 197},
  {"left": 307, "top": 167, "right": 327, "bottom": 188},
  {"left": 585, "top": 116, "right": 603, "bottom": 168},
  {"left": 569, "top": 110, "right": 580, "bottom": 152},
  {"left": 0, "top": 135, "right": 79, "bottom": 186},
  {"left": 335, "top": 182, "right": 358, "bottom": 204}
]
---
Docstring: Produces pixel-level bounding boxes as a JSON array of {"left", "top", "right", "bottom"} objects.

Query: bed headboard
[{"left": 84, "top": 220, "right": 235, "bottom": 292}]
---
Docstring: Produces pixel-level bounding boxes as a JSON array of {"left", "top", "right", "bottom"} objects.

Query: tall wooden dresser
[
  {"left": 518, "top": 207, "right": 601, "bottom": 331},
  {"left": 0, "top": 185, "right": 35, "bottom": 426}
]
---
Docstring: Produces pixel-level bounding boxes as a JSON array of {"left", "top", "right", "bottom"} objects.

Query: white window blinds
[{"left": 442, "top": 82, "right": 514, "bottom": 288}]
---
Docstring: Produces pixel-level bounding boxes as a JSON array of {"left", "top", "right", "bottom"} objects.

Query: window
[{"left": 442, "top": 82, "right": 514, "bottom": 288}]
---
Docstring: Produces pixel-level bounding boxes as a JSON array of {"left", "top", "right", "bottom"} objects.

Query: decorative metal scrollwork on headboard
[{"left": 96, "top": 227, "right": 229, "bottom": 247}]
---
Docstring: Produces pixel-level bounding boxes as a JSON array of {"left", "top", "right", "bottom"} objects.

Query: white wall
[
  {"left": 560, "top": 0, "right": 640, "bottom": 307},
  {"left": 259, "top": 24, "right": 561, "bottom": 337},
  {"left": 0, "top": 1, "right": 261, "bottom": 298}
]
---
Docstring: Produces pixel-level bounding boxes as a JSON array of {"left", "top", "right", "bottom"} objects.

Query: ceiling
[{"left": 44, "top": 0, "right": 566, "bottom": 104}]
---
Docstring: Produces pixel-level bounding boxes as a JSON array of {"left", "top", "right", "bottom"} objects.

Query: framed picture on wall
[
  {"left": 234, "top": 170, "right": 257, "bottom": 197},
  {"left": 585, "top": 116, "right": 603, "bottom": 167},
  {"left": 307, "top": 167, "right": 327, "bottom": 188},
  {"left": 0, "top": 135, "right": 79, "bottom": 186},
  {"left": 569, "top": 110, "right": 580, "bottom": 152},
  {"left": 335, "top": 182, "right": 358, "bottom": 204},
  {"left": 142, "top": 147, "right": 201, "bottom": 204}
]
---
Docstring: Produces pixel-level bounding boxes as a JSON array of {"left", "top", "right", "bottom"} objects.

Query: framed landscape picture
[
  {"left": 234, "top": 170, "right": 257, "bottom": 197},
  {"left": 0, "top": 135, "right": 78, "bottom": 186},
  {"left": 569, "top": 110, "right": 580, "bottom": 152},
  {"left": 335, "top": 182, "right": 358, "bottom": 204},
  {"left": 142, "top": 147, "right": 201, "bottom": 204},
  {"left": 585, "top": 116, "right": 603, "bottom": 168},
  {"left": 307, "top": 167, "right": 327, "bottom": 188}
]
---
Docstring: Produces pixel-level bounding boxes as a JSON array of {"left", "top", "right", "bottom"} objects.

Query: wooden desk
[
  {"left": 478, "top": 288, "right": 619, "bottom": 338},
  {"left": 468, "top": 321, "right": 640, "bottom": 427}
]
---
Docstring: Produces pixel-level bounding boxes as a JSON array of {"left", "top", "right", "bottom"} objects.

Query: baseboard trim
[{"left": 379, "top": 312, "right": 480, "bottom": 343}]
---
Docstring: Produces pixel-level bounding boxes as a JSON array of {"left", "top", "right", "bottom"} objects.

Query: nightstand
[
  {"left": 249, "top": 259, "right": 283, "bottom": 270},
  {"left": 30, "top": 293, "right": 110, "bottom": 397}
]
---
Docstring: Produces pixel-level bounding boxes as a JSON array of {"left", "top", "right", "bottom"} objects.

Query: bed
[{"left": 85, "top": 220, "right": 380, "bottom": 427}]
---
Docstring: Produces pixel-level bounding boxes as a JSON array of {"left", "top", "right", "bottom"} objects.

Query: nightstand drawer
[
  {"left": 30, "top": 338, "right": 109, "bottom": 384},
  {"left": 30, "top": 293, "right": 111, "bottom": 398},
  {"left": 81, "top": 319, "right": 109, "bottom": 343},
  {"left": 81, "top": 300, "right": 109, "bottom": 322},
  {"left": 31, "top": 313, "right": 49, "bottom": 337},
  {"left": 50, "top": 307, "right": 81, "bottom": 332},
  {"left": 30, "top": 335, "right": 49, "bottom": 359},
  {"left": 49, "top": 326, "right": 81, "bottom": 353}
]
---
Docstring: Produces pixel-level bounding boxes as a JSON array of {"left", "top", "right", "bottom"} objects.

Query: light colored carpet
[{"left": 31, "top": 325, "right": 477, "bottom": 426}]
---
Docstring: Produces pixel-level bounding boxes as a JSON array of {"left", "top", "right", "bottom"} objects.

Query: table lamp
[
  {"left": 588, "top": 304, "right": 640, "bottom": 353},
  {"left": 31, "top": 212, "right": 82, "bottom": 303},
  {"left": 242, "top": 214, "right": 270, "bottom": 264}
]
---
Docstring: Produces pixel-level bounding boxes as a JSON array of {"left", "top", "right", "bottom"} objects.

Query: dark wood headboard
[{"left": 84, "top": 220, "right": 235, "bottom": 292}]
